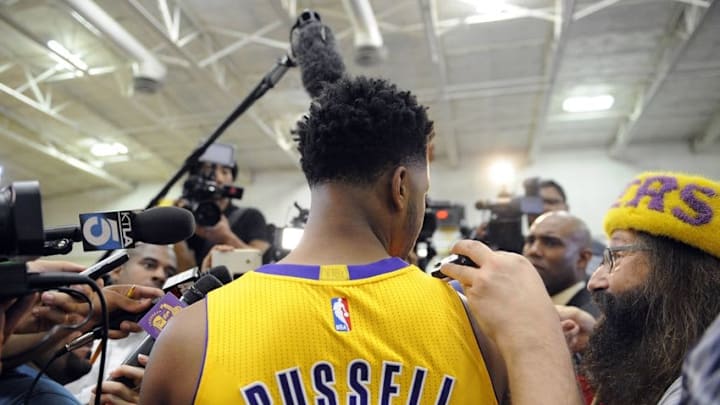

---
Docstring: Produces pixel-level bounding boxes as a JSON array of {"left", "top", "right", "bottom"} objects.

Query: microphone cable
[
  {"left": 18, "top": 275, "right": 109, "bottom": 405},
  {"left": 0, "top": 287, "right": 94, "bottom": 364}
]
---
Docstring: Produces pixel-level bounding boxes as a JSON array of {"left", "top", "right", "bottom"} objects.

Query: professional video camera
[
  {"left": 182, "top": 142, "right": 244, "bottom": 227},
  {"left": 0, "top": 181, "right": 45, "bottom": 259},
  {"left": 415, "top": 200, "right": 466, "bottom": 270},
  {"left": 474, "top": 177, "right": 544, "bottom": 253}
]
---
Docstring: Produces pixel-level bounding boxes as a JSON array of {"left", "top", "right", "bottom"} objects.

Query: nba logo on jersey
[{"left": 331, "top": 297, "right": 352, "bottom": 332}]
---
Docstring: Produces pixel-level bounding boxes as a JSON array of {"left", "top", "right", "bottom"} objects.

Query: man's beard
[{"left": 581, "top": 289, "right": 678, "bottom": 405}]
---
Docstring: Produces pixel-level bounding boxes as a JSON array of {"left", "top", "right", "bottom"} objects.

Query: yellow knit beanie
[{"left": 604, "top": 172, "right": 720, "bottom": 258}]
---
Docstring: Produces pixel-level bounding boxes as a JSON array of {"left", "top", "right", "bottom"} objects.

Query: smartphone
[
  {"left": 80, "top": 251, "right": 129, "bottom": 280},
  {"left": 211, "top": 249, "right": 262, "bottom": 279},
  {"left": 430, "top": 254, "right": 477, "bottom": 278}
]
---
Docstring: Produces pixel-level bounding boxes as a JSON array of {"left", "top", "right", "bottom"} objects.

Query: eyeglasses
[{"left": 601, "top": 245, "right": 651, "bottom": 274}]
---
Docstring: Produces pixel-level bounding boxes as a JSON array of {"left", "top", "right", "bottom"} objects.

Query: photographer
[
  {"left": 175, "top": 144, "right": 270, "bottom": 269},
  {"left": 474, "top": 177, "right": 571, "bottom": 253}
]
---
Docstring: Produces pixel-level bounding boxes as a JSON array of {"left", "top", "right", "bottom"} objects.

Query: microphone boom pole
[
  {"left": 97, "top": 54, "right": 295, "bottom": 262},
  {"left": 146, "top": 55, "right": 296, "bottom": 209}
]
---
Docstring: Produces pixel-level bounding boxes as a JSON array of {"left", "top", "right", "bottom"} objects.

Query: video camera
[
  {"left": 415, "top": 200, "right": 466, "bottom": 270},
  {"left": 474, "top": 177, "right": 544, "bottom": 253},
  {"left": 0, "top": 181, "right": 45, "bottom": 259},
  {"left": 182, "top": 142, "right": 244, "bottom": 227}
]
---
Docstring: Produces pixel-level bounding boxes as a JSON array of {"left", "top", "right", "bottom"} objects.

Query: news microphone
[
  {"left": 110, "top": 273, "right": 224, "bottom": 387},
  {"left": 51, "top": 206, "right": 196, "bottom": 252},
  {"left": 0, "top": 262, "right": 101, "bottom": 298},
  {"left": 291, "top": 9, "right": 346, "bottom": 98},
  {"left": 108, "top": 266, "right": 232, "bottom": 330}
]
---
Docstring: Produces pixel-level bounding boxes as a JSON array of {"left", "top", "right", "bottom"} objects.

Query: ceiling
[{"left": 0, "top": 0, "right": 719, "bottom": 199}]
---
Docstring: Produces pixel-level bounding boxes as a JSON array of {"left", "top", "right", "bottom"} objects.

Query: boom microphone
[
  {"left": 110, "top": 273, "right": 224, "bottom": 387},
  {"left": 44, "top": 206, "right": 195, "bottom": 252},
  {"left": 291, "top": 9, "right": 347, "bottom": 98}
]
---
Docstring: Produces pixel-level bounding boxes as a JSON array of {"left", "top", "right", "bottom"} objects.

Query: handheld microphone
[
  {"left": 44, "top": 206, "right": 195, "bottom": 252},
  {"left": 110, "top": 273, "right": 224, "bottom": 387},
  {"left": 107, "top": 266, "right": 232, "bottom": 330},
  {"left": 291, "top": 9, "right": 347, "bottom": 98},
  {"left": 0, "top": 262, "right": 100, "bottom": 298}
]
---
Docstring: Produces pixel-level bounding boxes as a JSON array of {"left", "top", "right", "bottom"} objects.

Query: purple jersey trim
[
  {"left": 190, "top": 299, "right": 210, "bottom": 404},
  {"left": 254, "top": 257, "right": 409, "bottom": 280}
]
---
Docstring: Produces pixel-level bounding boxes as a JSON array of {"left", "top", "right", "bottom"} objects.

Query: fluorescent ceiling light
[
  {"left": 461, "top": 0, "right": 510, "bottom": 14},
  {"left": 91, "top": 142, "right": 128, "bottom": 157},
  {"left": 562, "top": 95, "right": 615, "bottom": 113},
  {"left": 47, "top": 40, "right": 88, "bottom": 71}
]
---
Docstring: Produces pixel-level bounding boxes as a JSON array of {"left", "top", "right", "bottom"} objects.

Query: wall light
[{"left": 562, "top": 94, "right": 615, "bottom": 113}]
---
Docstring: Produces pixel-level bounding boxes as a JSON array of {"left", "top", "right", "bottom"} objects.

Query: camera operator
[
  {"left": 473, "top": 177, "right": 572, "bottom": 253},
  {"left": 175, "top": 144, "right": 271, "bottom": 269}
]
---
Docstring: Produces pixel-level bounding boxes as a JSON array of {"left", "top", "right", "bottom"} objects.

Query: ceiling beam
[
  {"left": 526, "top": 0, "right": 576, "bottom": 163},
  {"left": 0, "top": 119, "right": 133, "bottom": 191},
  {"left": 418, "top": 0, "right": 459, "bottom": 167},
  {"left": 691, "top": 110, "right": 720, "bottom": 151},
  {"left": 126, "top": 0, "right": 300, "bottom": 169},
  {"left": 609, "top": 0, "right": 718, "bottom": 156}
]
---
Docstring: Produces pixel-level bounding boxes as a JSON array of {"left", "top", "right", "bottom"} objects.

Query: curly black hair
[{"left": 295, "top": 76, "right": 434, "bottom": 186}]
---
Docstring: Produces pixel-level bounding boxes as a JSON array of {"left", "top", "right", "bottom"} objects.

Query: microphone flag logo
[{"left": 331, "top": 297, "right": 351, "bottom": 332}]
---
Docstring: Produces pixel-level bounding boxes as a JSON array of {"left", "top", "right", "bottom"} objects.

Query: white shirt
[{"left": 65, "top": 332, "right": 147, "bottom": 404}]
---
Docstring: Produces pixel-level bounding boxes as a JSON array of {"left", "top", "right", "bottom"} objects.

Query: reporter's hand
[
  {"left": 195, "top": 215, "right": 235, "bottom": 245},
  {"left": 26, "top": 260, "right": 85, "bottom": 274},
  {"left": 440, "top": 240, "right": 560, "bottom": 350},
  {"left": 31, "top": 284, "right": 162, "bottom": 338},
  {"left": 556, "top": 305, "right": 596, "bottom": 354},
  {"left": 200, "top": 244, "right": 234, "bottom": 273},
  {"left": 0, "top": 295, "right": 37, "bottom": 372},
  {"left": 90, "top": 354, "right": 148, "bottom": 405}
]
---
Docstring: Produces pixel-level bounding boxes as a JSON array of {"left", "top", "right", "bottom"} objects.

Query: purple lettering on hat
[
  {"left": 672, "top": 184, "right": 716, "bottom": 226},
  {"left": 611, "top": 179, "right": 642, "bottom": 208},
  {"left": 625, "top": 176, "right": 678, "bottom": 211}
]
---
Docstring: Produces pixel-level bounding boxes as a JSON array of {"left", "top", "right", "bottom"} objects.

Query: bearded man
[{"left": 582, "top": 171, "right": 720, "bottom": 405}]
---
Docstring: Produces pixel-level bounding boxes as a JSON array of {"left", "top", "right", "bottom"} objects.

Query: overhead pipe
[
  {"left": 341, "top": 0, "right": 386, "bottom": 65},
  {"left": 63, "top": 0, "right": 166, "bottom": 93}
]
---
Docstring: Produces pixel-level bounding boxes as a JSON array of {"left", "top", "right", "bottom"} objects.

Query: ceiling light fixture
[
  {"left": 91, "top": 142, "right": 128, "bottom": 157},
  {"left": 47, "top": 40, "right": 88, "bottom": 71},
  {"left": 488, "top": 158, "right": 516, "bottom": 187},
  {"left": 562, "top": 94, "right": 615, "bottom": 113}
]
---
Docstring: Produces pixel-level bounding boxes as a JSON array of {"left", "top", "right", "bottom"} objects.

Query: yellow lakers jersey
[{"left": 194, "top": 258, "right": 497, "bottom": 404}]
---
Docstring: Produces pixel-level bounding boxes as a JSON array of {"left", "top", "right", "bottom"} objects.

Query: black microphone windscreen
[
  {"left": 133, "top": 206, "right": 195, "bottom": 244},
  {"left": 291, "top": 10, "right": 346, "bottom": 98},
  {"left": 181, "top": 273, "right": 223, "bottom": 305},
  {"left": 208, "top": 265, "right": 232, "bottom": 285}
]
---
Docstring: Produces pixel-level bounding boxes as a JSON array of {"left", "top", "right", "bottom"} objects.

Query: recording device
[
  {"left": 291, "top": 9, "right": 347, "bottom": 98},
  {"left": 211, "top": 250, "right": 261, "bottom": 279},
  {"left": 430, "top": 254, "right": 478, "bottom": 279},
  {"left": 270, "top": 202, "right": 309, "bottom": 262},
  {"left": 182, "top": 142, "right": 244, "bottom": 227},
  {"left": 0, "top": 262, "right": 94, "bottom": 298},
  {"left": 76, "top": 206, "right": 195, "bottom": 251},
  {"left": 474, "top": 178, "right": 544, "bottom": 253},
  {"left": 107, "top": 266, "right": 231, "bottom": 330},
  {"left": 415, "top": 200, "right": 466, "bottom": 271},
  {"left": 0, "top": 181, "right": 44, "bottom": 258},
  {"left": 110, "top": 272, "right": 225, "bottom": 387},
  {"left": 79, "top": 251, "right": 129, "bottom": 280}
]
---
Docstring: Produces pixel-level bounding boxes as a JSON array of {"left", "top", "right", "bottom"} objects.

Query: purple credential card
[{"left": 138, "top": 292, "right": 187, "bottom": 339}]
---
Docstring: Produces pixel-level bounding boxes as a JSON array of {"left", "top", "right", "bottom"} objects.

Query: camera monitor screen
[{"left": 198, "top": 142, "right": 235, "bottom": 167}]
